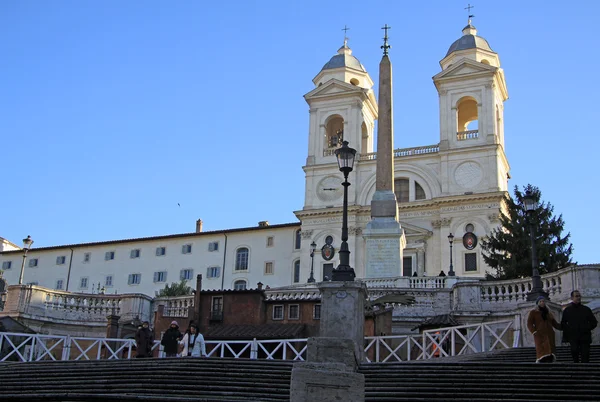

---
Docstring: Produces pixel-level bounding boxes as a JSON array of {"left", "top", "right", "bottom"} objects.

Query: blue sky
[{"left": 1, "top": 1, "right": 598, "bottom": 264}]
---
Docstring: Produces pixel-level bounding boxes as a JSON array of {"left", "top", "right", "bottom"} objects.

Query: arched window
[
  {"left": 361, "top": 122, "right": 369, "bottom": 154},
  {"left": 415, "top": 182, "right": 426, "bottom": 200},
  {"left": 235, "top": 248, "right": 249, "bottom": 271},
  {"left": 293, "top": 260, "right": 301, "bottom": 283},
  {"left": 325, "top": 116, "right": 344, "bottom": 149},
  {"left": 457, "top": 97, "right": 478, "bottom": 133},
  {"left": 234, "top": 280, "right": 247, "bottom": 290},
  {"left": 295, "top": 229, "right": 301, "bottom": 250}
]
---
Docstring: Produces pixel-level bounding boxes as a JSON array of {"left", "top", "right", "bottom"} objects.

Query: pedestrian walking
[
  {"left": 561, "top": 290, "right": 598, "bottom": 363},
  {"left": 527, "top": 296, "right": 561, "bottom": 363},
  {"left": 180, "top": 324, "right": 206, "bottom": 357},
  {"left": 161, "top": 320, "right": 182, "bottom": 358},
  {"left": 134, "top": 321, "right": 153, "bottom": 358}
]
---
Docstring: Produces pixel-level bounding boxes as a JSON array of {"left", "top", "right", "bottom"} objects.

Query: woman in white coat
[{"left": 180, "top": 324, "right": 206, "bottom": 357}]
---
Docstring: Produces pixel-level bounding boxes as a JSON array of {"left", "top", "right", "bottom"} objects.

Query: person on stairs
[
  {"left": 527, "top": 296, "right": 561, "bottom": 363},
  {"left": 134, "top": 321, "right": 154, "bottom": 358},
  {"left": 561, "top": 290, "right": 598, "bottom": 363},
  {"left": 161, "top": 320, "right": 182, "bottom": 358},
  {"left": 180, "top": 324, "right": 206, "bottom": 357}
]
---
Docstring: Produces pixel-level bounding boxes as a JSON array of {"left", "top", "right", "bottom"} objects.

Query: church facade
[{"left": 0, "top": 22, "right": 510, "bottom": 297}]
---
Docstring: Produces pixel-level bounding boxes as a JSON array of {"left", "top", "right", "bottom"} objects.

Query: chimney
[
  {"left": 196, "top": 219, "right": 203, "bottom": 233},
  {"left": 258, "top": 221, "right": 269, "bottom": 227},
  {"left": 257, "top": 282, "right": 263, "bottom": 290}
]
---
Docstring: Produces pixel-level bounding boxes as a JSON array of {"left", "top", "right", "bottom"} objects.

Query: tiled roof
[
  {"left": 264, "top": 291, "right": 321, "bottom": 302},
  {"left": 204, "top": 324, "right": 306, "bottom": 340},
  {"left": 413, "top": 314, "right": 461, "bottom": 331},
  {"left": 0, "top": 222, "right": 301, "bottom": 254}
]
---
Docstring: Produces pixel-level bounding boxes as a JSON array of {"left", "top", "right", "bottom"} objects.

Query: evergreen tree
[
  {"left": 157, "top": 279, "right": 193, "bottom": 297},
  {"left": 481, "top": 184, "right": 574, "bottom": 279}
]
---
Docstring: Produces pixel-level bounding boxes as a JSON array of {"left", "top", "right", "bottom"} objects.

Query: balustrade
[
  {"left": 163, "top": 296, "right": 194, "bottom": 317},
  {"left": 456, "top": 129, "right": 479, "bottom": 140},
  {"left": 357, "top": 144, "right": 440, "bottom": 161}
]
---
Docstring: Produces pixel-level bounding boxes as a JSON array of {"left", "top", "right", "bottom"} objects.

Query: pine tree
[
  {"left": 157, "top": 279, "right": 193, "bottom": 297},
  {"left": 481, "top": 184, "right": 574, "bottom": 279}
]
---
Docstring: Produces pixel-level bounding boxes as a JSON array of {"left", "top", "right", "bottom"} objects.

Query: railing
[
  {"left": 364, "top": 276, "right": 449, "bottom": 289},
  {"left": 358, "top": 144, "right": 440, "bottom": 161},
  {"left": 44, "top": 292, "right": 122, "bottom": 316},
  {"left": 457, "top": 129, "right": 479, "bottom": 140},
  {"left": 364, "top": 320, "right": 515, "bottom": 363},
  {"left": 1, "top": 321, "right": 514, "bottom": 364},
  {"left": 163, "top": 296, "right": 194, "bottom": 317},
  {"left": 480, "top": 271, "right": 563, "bottom": 304}
]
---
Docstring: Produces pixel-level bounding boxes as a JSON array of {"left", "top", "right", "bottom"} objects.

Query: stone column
[
  {"left": 363, "top": 52, "right": 404, "bottom": 278},
  {"left": 105, "top": 314, "right": 120, "bottom": 359}
]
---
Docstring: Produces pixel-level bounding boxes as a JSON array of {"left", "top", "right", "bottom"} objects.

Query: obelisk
[{"left": 363, "top": 25, "right": 404, "bottom": 278}]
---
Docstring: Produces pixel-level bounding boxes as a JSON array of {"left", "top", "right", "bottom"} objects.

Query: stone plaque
[{"left": 365, "top": 238, "right": 401, "bottom": 277}]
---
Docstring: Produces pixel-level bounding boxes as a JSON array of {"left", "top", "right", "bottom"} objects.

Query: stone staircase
[
  {"left": 0, "top": 357, "right": 294, "bottom": 401},
  {"left": 1, "top": 346, "right": 599, "bottom": 401},
  {"left": 359, "top": 345, "right": 600, "bottom": 402}
]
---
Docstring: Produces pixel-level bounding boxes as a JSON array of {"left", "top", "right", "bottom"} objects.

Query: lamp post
[
  {"left": 523, "top": 189, "right": 548, "bottom": 301},
  {"left": 18, "top": 235, "right": 34, "bottom": 285},
  {"left": 447, "top": 233, "right": 455, "bottom": 276},
  {"left": 308, "top": 241, "right": 317, "bottom": 283},
  {"left": 332, "top": 141, "right": 357, "bottom": 281}
]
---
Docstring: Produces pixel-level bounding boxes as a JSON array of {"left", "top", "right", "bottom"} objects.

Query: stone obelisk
[{"left": 363, "top": 25, "right": 404, "bottom": 278}]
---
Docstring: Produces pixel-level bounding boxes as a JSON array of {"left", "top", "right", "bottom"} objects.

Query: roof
[
  {"left": 0, "top": 222, "right": 301, "bottom": 254},
  {"left": 203, "top": 323, "right": 306, "bottom": 340},
  {"left": 413, "top": 314, "right": 461, "bottom": 331},
  {"left": 446, "top": 24, "right": 493, "bottom": 56},
  {"left": 321, "top": 44, "right": 366, "bottom": 72}
]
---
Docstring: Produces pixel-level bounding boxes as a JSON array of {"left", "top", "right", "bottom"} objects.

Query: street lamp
[
  {"left": 523, "top": 189, "right": 548, "bottom": 301},
  {"left": 332, "top": 141, "right": 357, "bottom": 281},
  {"left": 18, "top": 235, "right": 34, "bottom": 285},
  {"left": 447, "top": 233, "right": 455, "bottom": 276},
  {"left": 308, "top": 241, "right": 317, "bottom": 283}
]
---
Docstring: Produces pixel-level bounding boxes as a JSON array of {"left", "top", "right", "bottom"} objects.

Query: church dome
[
  {"left": 321, "top": 43, "right": 366, "bottom": 72},
  {"left": 445, "top": 24, "right": 494, "bottom": 56}
]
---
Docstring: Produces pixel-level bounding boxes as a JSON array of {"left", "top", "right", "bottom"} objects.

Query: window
[
  {"left": 128, "top": 273, "right": 141, "bottom": 285},
  {"left": 180, "top": 269, "right": 193, "bottom": 281},
  {"left": 465, "top": 253, "right": 477, "bottom": 272},
  {"left": 29, "top": 258, "right": 38, "bottom": 267},
  {"left": 211, "top": 296, "right": 223, "bottom": 321},
  {"left": 402, "top": 256, "right": 413, "bottom": 277},
  {"left": 208, "top": 242, "right": 219, "bottom": 252},
  {"left": 80, "top": 277, "right": 88, "bottom": 289},
  {"left": 105, "top": 275, "right": 113, "bottom": 287},
  {"left": 207, "top": 266, "right": 220, "bottom": 278},
  {"left": 235, "top": 248, "right": 249, "bottom": 271},
  {"left": 323, "top": 263, "right": 334, "bottom": 281},
  {"left": 105, "top": 251, "right": 115, "bottom": 261},
  {"left": 56, "top": 279, "right": 64, "bottom": 290},
  {"left": 293, "top": 260, "right": 300, "bottom": 283},
  {"left": 2, "top": 261, "right": 12, "bottom": 270},
  {"left": 266, "top": 236, "right": 274, "bottom": 247},
  {"left": 465, "top": 223, "right": 475, "bottom": 233},
  {"left": 156, "top": 247, "right": 166, "bottom": 256},
  {"left": 130, "top": 249, "right": 141, "bottom": 259},
  {"left": 289, "top": 304, "right": 300, "bottom": 320},
  {"left": 265, "top": 262, "right": 274, "bottom": 275},
  {"left": 83, "top": 253, "right": 91, "bottom": 263},
  {"left": 325, "top": 116, "right": 344, "bottom": 149},
  {"left": 395, "top": 178, "right": 409, "bottom": 203},
  {"left": 313, "top": 304, "right": 321, "bottom": 320},
  {"left": 182, "top": 244, "right": 192, "bottom": 254},
  {"left": 273, "top": 305, "right": 284, "bottom": 320},
  {"left": 415, "top": 182, "right": 426, "bottom": 200},
  {"left": 153, "top": 271, "right": 167, "bottom": 283},
  {"left": 56, "top": 256, "right": 66, "bottom": 265},
  {"left": 234, "top": 280, "right": 247, "bottom": 290},
  {"left": 295, "top": 229, "right": 301, "bottom": 250}
]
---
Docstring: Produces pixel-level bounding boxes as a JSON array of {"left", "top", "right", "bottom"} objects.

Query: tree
[
  {"left": 157, "top": 280, "right": 193, "bottom": 297},
  {"left": 481, "top": 184, "right": 574, "bottom": 280}
]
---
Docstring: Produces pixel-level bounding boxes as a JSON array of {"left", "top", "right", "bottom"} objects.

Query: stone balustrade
[
  {"left": 358, "top": 144, "right": 440, "bottom": 161},
  {"left": 363, "top": 276, "right": 450, "bottom": 289},
  {"left": 155, "top": 295, "right": 195, "bottom": 317},
  {"left": 456, "top": 129, "right": 479, "bottom": 140}
]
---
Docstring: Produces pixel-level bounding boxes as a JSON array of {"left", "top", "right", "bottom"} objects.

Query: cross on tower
[
  {"left": 342, "top": 25, "right": 350, "bottom": 46},
  {"left": 465, "top": 3, "right": 475, "bottom": 23},
  {"left": 381, "top": 24, "right": 391, "bottom": 56}
]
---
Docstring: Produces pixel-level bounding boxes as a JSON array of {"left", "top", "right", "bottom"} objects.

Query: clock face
[
  {"left": 316, "top": 176, "right": 343, "bottom": 202},
  {"left": 455, "top": 161, "right": 483, "bottom": 189}
]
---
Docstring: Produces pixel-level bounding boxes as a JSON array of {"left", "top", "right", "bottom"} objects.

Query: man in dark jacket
[
  {"left": 161, "top": 320, "right": 182, "bottom": 358},
  {"left": 134, "top": 321, "right": 153, "bottom": 358},
  {"left": 561, "top": 290, "right": 598, "bottom": 363}
]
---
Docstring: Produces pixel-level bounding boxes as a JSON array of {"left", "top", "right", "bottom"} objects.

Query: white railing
[
  {"left": 359, "top": 144, "right": 440, "bottom": 161},
  {"left": 457, "top": 130, "right": 479, "bottom": 140},
  {"left": 1, "top": 321, "right": 514, "bottom": 364},
  {"left": 364, "top": 276, "right": 448, "bottom": 289},
  {"left": 163, "top": 296, "right": 194, "bottom": 317},
  {"left": 480, "top": 272, "right": 563, "bottom": 304},
  {"left": 364, "top": 320, "right": 515, "bottom": 363}
]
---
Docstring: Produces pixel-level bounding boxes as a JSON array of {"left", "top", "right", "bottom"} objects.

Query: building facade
[{"left": 1, "top": 22, "right": 510, "bottom": 297}]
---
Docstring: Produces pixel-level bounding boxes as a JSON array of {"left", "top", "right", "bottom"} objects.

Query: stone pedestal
[
  {"left": 290, "top": 360, "right": 365, "bottom": 402},
  {"left": 363, "top": 214, "right": 405, "bottom": 278},
  {"left": 318, "top": 281, "right": 368, "bottom": 362}
]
